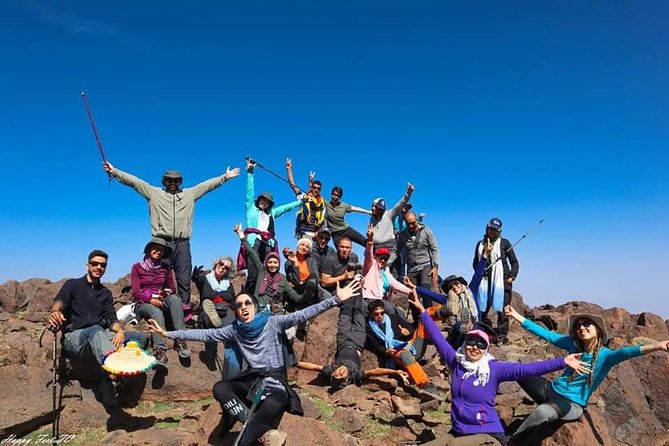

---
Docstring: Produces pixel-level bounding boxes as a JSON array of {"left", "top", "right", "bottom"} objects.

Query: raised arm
[
  {"left": 350, "top": 205, "right": 372, "bottom": 215},
  {"left": 103, "top": 161, "right": 154, "bottom": 198},
  {"left": 245, "top": 158, "right": 256, "bottom": 214},
  {"left": 235, "top": 225, "right": 263, "bottom": 271},
  {"left": 188, "top": 166, "right": 240, "bottom": 200},
  {"left": 411, "top": 297, "right": 457, "bottom": 368},
  {"left": 285, "top": 158, "right": 302, "bottom": 196},
  {"left": 388, "top": 183, "right": 415, "bottom": 219},
  {"left": 505, "top": 306, "right": 576, "bottom": 352},
  {"left": 363, "top": 225, "right": 374, "bottom": 274}
]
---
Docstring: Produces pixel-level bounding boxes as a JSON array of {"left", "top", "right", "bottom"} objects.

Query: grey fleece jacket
[
  {"left": 370, "top": 190, "right": 413, "bottom": 247},
  {"left": 396, "top": 224, "right": 440, "bottom": 273},
  {"left": 166, "top": 297, "right": 339, "bottom": 370},
  {"left": 113, "top": 168, "right": 229, "bottom": 239}
]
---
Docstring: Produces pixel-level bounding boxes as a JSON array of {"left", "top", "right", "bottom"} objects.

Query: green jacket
[{"left": 114, "top": 168, "right": 229, "bottom": 239}]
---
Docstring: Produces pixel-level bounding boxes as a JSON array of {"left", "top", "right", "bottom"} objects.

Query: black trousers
[
  {"left": 213, "top": 379, "right": 288, "bottom": 446},
  {"left": 331, "top": 226, "right": 367, "bottom": 247},
  {"left": 163, "top": 238, "right": 192, "bottom": 304}
]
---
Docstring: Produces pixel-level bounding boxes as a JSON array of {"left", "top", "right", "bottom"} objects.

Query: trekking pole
[
  {"left": 49, "top": 326, "right": 59, "bottom": 445},
  {"left": 485, "top": 219, "right": 544, "bottom": 272},
  {"left": 245, "top": 156, "right": 307, "bottom": 194},
  {"left": 232, "top": 381, "right": 267, "bottom": 446},
  {"left": 80, "top": 91, "right": 112, "bottom": 182}
]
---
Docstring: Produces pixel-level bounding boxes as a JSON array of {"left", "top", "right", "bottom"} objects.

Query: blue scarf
[
  {"left": 233, "top": 310, "right": 271, "bottom": 341},
  {"left": 368, "top": 315, "right": 415, "bottom": 367}
]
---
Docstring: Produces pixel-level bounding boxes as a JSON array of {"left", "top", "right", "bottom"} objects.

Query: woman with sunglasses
[
  {"left": 503, "top": 305, "right": 669, "bottom": 442},
  {"left": 147, "top": 278, "right": 362, "bottom": 446},
  {"left": 409, "top": 297, "right": 586, "bottom": 445}
]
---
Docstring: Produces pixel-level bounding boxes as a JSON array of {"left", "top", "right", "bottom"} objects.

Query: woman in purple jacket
[
  {"left": 409, "top": 296, "right": 585, "bottom": 445},
  {"left": 131, "top": 237, "right": 189, "bottom": 369}
]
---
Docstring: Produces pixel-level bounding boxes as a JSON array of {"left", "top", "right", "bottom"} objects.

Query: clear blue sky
[{"left": 2, "top": 1, "right": 668, "bottom": 316}]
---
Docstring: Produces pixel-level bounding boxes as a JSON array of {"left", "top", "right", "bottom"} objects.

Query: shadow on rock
[{"left": 106, "top": 407, "right": 156, "bottom": 432}]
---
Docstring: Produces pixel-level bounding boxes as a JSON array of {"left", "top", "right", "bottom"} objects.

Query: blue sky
[{"left": 2, "top": 1, "right": 668, "bottom": 316}]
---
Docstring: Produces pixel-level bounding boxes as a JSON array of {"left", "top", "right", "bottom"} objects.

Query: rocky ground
[{"left": 1, "top": 276, "right": 668, "bottom": 445}]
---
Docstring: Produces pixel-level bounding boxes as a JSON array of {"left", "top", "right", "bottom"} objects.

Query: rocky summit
[{"left": 1, "top": 276, "right": 668, "bottom": 445}]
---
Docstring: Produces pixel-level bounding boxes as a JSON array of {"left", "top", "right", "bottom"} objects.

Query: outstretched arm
[
  {"left": 350, "top": 205, "right": 372, "bottom": 215},
  {"left": 363, "top": 368, "right": 410, "bottom": 385},
  {"left": 504, "top": 306, "right": 576, "bottom": 352},
  {"left": 189, "top": 166, "right": 241, "bottom": 200},
  {"left": 389, "top": 183, "right": 415, "bottom": 218},
  {"left": 296, "top": 361, "right": 324, "bottom": 372},
  {"left": 641, "top": 340, "right": 669, "bottom": 355},
  {"left": 103, "top": 161, "right": 154, "bottom": 198}
]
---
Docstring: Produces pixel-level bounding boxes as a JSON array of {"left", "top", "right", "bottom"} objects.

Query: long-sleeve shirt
[
  {"left": 521, "top": 319, "right": 642, "bottom": 407},
  {"left": 421, "top": 311, "right": 565, "bottom": 436},
  {"left": 362, "top": 241, "right": 412, "bottom": 299},
  {"left": 473, "top": 237, "right": 519, "bottom": 282},
  {"left": 166, "top": 297, "right": 339, "bottom": 370},
  {"left": 396, "top": 224, "right": 440, "bottom": 274},
  {"left": 113, "top": 168, "right": 229, "bottom": 239},
  {"left": 130, "top": 262, "right": 175, "bottom": 304},
  {"left": 245, "top": 171, "right": 302, "bottom": 247},
  {"left": 54, "top": 276, "right": 118, "bottom": 333},
  {"left": 370, "top": 190, "right": 413, "bottom": 247}
]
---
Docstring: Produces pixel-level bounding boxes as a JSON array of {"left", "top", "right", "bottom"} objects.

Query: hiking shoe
[
  {"left": 174, "top": 340, "right": 191, "bottom": 359},
  {"left": 418, "top": 383, "right": 446, "bottom": 402},
  {"left": 259, "top": 429, "right": 287, "bottom": 446},
  {"left": 494, "top": 336, "right": 509, "bottom": 347},
  {"left": 153, "top": 348, "right": 168, "bottom": 369},
  {"left": 99, "top": 377, "right": 118, "bottom": 408},
  {"left": 202, "top": 299, "right": 222, "bottom": 327}
]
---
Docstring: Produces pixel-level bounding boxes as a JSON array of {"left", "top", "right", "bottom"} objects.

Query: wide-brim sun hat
[
  {"left": 143, "top": 237, "right": 172, "bottom": 257},
  {"left": 441, "top": 274, "right": 468, "bottom": 293},
  {"left": 568, "top": 313, "right": 609, "bottom": 345}
]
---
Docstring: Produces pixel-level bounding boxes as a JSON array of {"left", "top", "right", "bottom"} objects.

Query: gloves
[{"left": 192, "top": 265, "right": 204, "bottom": 281}]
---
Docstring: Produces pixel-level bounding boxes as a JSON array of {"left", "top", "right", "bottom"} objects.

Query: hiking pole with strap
[
  {"left": 232, "top": 380, "right": 267, "bottom": 446},
  {"left": 81, "top": 91, "right": 112, "bottom": 183},
  {"left": 485, "top": 219, "right": 545, "bottom": 272},
  {"left": 40, "top": 326, "right": 60, "bottom": 446},
  {"left": 245, "top": 156, "right": 307, "bottom": 194}
]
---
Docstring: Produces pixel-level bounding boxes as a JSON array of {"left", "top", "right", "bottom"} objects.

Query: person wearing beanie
[
  {"left": 472, "top": 217, "right": 519, "bottom": 346},
  {"left": 103, "top": 160, "right": 241, "bottom": 306}
]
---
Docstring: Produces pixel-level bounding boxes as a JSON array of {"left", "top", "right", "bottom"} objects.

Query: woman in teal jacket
[{"left": 504, "top": 305, "right": 669, "bottom": 440}]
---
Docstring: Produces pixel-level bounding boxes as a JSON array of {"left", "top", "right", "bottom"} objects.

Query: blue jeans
[
  {"left": 63, "top": 325, "right": 148, "bottom": 364},
  {"left": 135, "top": 294, "right": 185, "bottom": 350}
]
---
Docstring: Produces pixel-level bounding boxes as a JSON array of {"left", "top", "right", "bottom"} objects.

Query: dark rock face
[{"left": 0, "top": 276, "right": 667, "bottom": 445}]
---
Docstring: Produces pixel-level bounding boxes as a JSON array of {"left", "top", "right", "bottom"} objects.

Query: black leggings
[
  {"left": 213, "top": 379, "right": 288, "bottom": 446},
  {"left": 332, "top": 226, "right": 367, "bottom": 247}
]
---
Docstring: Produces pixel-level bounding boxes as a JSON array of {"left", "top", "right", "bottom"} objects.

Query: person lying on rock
[
  {"left": 504, "top": 305, "right": 669, "bottom": 443},
  {"left": 403, "top": 239, "right": 493, "bottom": 348},
  {"left": 296, "top": 292, "right": 410, "bottom": 391},
  {"left": 411, "top": 297, "right": 587, "bottom": 446},
  {"left": 131, "top": 237, "right": 190, "bottom": 370},
  {"left": 47, "top": 249, "right": 148, "bottom": 409},
  {"left": 147, "top": 278, "right": 362, "bottom": 446},
  {"left": 192, "top": 255, "right": 241, "bottom": 376}
]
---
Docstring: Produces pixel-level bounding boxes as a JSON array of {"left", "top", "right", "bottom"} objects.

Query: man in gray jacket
[
  {"left": 103, "top": 161, "right": 240, "bottom": 304},
  {"left": 396, "top": 212, "right": 439, "bottom": 307}
]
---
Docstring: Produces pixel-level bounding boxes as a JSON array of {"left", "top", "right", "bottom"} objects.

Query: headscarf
[
  {"left": 233, "top": 310, "right": 271, "bottom": 341},
  {"left": 454, "top": 329, "right": 495, "bottom": 387},
  {"left": 258, "top": 252, "right": 282, "bottom": 297},
  {"left": 139, "top": 255, "right": 163, "bottom": 273}
]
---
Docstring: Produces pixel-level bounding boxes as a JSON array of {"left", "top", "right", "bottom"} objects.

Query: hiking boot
[
  {"left": 258, "top": 429, "right": 287, "bottom": 446},
  {"left": 417, "top": 383, "right": 446, "bottom": 402},
  {"left": 202, "top": 299, "right": 222, "bottom": 327},
  {"left": 99, "top": 377, "right": 118, "bottom": 408},
  {"left": 174, "top": 340, "right": 191, "bottom": 359},
  {"left": 494, "top": 336, "right": 509, "bottom": 347},
  {"left": 153, "top": 348, "right": 168, "bottom": 369}
]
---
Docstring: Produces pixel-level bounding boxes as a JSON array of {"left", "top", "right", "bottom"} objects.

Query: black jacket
[{"left": 472, "top": 237, "right": 519, "bottom": 286}]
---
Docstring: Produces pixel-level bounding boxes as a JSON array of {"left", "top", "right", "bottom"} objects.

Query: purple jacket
[
  {"left": 421, "top": 312, "right": 565, "bottom": 436},
  {"left": 131, "top": 262, "right": 175, "bottom": 304}
]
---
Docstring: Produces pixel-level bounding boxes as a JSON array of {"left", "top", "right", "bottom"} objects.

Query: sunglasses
[
  {"left": 89, "top": 261, "right": 108, "bottom": 268},
  {"left": 574, "top": 319, "right": 594, "bottom": 329},
  {"left": 216, "top": 264, "right": 231, "bottom": 270},
  {"left": 406, "top": 221, "right": 418, "bottom": 226},
  {"left": 164, "top": 178, "right": 182, "bottom": 183},
  {"left": 464, "top": 337, "right": 488, "bottom": 349},
  {"left": 235, "top": 300, "right": 254, "bottom": 309},
  {"left": 377, "top": 255, "right": 390, "bottom": 261}
]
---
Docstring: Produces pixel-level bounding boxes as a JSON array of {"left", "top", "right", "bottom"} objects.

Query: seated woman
[
  {"left": 192, "top": 256, "right": 241, "bottom": 375},
  {"left": 131, "top": 237, "right": 190, "bottom": 369},
  {"left": 504, "top": 305, "right": 669, "bottom": 442},
  {"left": 410, "top": 296, "right": 585, "bottom": 446},
  {"left": 147, "top": 279, "right": 362, "bottom": 446}
]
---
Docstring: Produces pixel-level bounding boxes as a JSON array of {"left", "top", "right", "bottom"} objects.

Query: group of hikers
[{"left": 46, "top": 158, "right": 669, "bottom": 446}]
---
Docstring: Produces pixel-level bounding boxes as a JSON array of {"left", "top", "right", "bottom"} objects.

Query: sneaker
[
  {"left": 175, "top": 340, "right": 191, "bottom": 359},
  {"left": 259, "top": 429, "right": 287, "bottom": 446},
  {"left": 202, "top": 299, "right": 222, "bottom": 327},
  {"left": 153, "top": 349, "right": 168, "bottom": 369}
]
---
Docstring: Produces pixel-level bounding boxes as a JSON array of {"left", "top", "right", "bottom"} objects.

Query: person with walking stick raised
[{"left": 103, "top": 161, "right": 241, "bottom": 305}]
